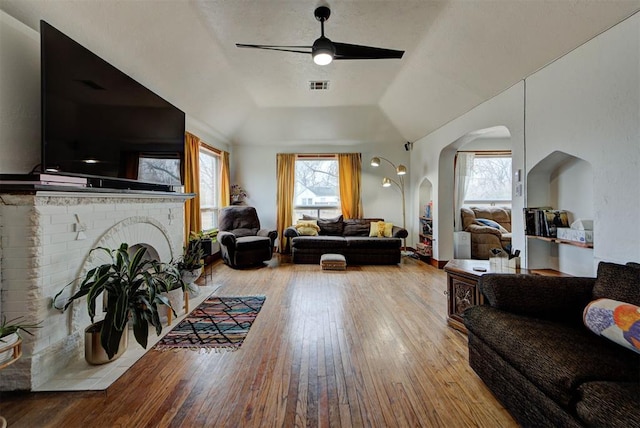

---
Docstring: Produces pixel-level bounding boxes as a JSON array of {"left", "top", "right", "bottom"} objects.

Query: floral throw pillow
[{"left": 583, "top": 298, "right": 640, "bottom": 354}]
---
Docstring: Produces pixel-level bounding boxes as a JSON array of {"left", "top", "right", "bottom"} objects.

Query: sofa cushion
[
  {"left": 575, "top": 381, "right": 640, "bottom": 428},
  {"left": 461, "top": 206, "right": 511, "bottom": 232},
  {"left": 291, "top": 236, "right": 347, "bottom": 250},
  {"left": 303, "top": 215, "right": 344, "bottom": 236},
  {"left": 343, "top": 218, "right": 383, "bottom": 236},
  {"left": 231, "top": 227, "right": 259, "bottom": 237},
  {"left": 295, "top": 220, "right": 320, "bottom": 236},
  {"left": 464, "top": 305, "right": 640, "bottom": 408},
  {"left": 475, "top": 218, "right": 508, "bottom": 234},
  {"left": 369, "top": 221, "right": 393, "bottom": 237},
  {"left": 234, "top": 235, "right": 272, "bottom": 251},
  {"left": 593, "top": 262, "right": 640, "bottom": 306},
  {"left": 345, "top": 237, "right": 401, "bottom": 249}
]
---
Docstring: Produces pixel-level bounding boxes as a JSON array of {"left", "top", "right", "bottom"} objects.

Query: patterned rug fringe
[{"left": 154, "top": 345, "right": 240, "bottom": 353}]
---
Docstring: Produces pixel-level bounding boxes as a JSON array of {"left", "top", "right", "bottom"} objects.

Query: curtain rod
[
  {"left": 456, "top": 150, "right": 511, "bottom": 154},
  {"left": 296, "top": 153, "right": 339, "bottom": 159}
]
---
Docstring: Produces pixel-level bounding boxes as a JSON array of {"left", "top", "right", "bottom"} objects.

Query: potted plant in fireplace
[{"left": 54, "top": 243, "right": 183, "bottom": 365}]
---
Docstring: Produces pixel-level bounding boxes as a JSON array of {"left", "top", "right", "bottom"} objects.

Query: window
[
  {"left": 294, "top": 156, "right": 340, "bottom": 221},
  {"left": 464, "top": 153, "right": 512, "bottom": 206},
  {"left": 199, "top": 145, "right": 220, "bottom": 231},
  {"left": 137, "top": 154, "right": 181, "bottom": 185}
]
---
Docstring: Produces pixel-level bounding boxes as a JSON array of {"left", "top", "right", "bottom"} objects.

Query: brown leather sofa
[{"left": 461, "top": 206, "right": 512, "bottom": 259}]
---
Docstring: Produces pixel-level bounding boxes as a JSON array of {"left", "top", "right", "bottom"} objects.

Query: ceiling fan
[{"left": 236, "top": 6, "right": 404, "bottom": 66}]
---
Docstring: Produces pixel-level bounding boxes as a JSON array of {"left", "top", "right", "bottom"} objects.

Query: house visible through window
[
  {"left": 294, "top": 156, "right": 340, "bottom": 220},
  {"left": 199, "top": 144, "right": 220, "bottom": 231},
  {"left": 464, "top": 153, "right": 512, "bottom": 206}
]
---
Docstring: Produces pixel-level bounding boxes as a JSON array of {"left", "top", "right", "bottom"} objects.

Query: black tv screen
[{"left": 40, "top": 21, "right": 185, "bottom": 187}]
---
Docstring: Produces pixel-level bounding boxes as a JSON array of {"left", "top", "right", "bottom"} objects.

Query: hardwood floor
[{"left": 0, "top": 256, "right": 516, "bottom": 427}]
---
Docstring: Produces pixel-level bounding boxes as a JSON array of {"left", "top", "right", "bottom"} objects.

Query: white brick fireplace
[{"left": 0, "top": 191, "right": 190, "bottom": 391}]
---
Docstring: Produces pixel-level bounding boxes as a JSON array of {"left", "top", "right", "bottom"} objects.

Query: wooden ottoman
[{"left": 320, "top": 253, "right": 346, "bottom": 271}]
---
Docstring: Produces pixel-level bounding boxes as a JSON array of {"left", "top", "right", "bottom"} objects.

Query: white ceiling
[{"left": 1, "top": 0, "right": 639, "bottom": 146}]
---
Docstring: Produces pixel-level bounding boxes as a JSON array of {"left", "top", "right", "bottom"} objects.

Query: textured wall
[{"left": 0, "top": 193, "right": 187, "bottom": 391}]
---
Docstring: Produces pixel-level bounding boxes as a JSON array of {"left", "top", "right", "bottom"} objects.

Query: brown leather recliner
[
  {"left": 217, "top": 206, "right": 277, "bottom": 268},
  {"left": 460, "top": 207, "right": 512, "bottom": 259}
]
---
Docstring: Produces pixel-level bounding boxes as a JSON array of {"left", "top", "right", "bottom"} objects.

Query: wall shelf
[{"left": 526, "top": 235, "right": 593, "bottom": 249}]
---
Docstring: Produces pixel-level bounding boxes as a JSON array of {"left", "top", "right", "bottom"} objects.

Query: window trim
[
  {"left": 293, "top": 154, "right": 341, "bottom": 219},
  {"left": 459, "top": 150, "right": 512, "bottom": 206}
]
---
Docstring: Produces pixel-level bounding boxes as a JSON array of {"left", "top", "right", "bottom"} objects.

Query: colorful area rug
[{"left": 154, "top": 295, "right": 266, "bottom": 352}]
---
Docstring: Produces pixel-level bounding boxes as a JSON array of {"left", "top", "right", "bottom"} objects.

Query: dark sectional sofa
[
  {"left": 284, "top": 217, "right": 408, "bottom": 264},
  {"left": 464, "top": 262, "right": 640, "bottom": 427}
]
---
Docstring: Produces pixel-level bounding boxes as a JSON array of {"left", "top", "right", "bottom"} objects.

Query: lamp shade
[
  {"left": 312, "top": 37, "right": 335, "bottom": 65},
  {"left": 396, "top": 164, "right": 407, "bottom": 175},
  {"left": 370, "top": 157, "right": 381, "bottom": 167},
  {"left": 382, "top": 177, "right": 392, "bottom": 187}
]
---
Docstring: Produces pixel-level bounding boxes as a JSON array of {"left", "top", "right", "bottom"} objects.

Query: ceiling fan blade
[
  {"left": 332, "top": 42, "right": 404, "bottom": 60},
  {"left": 236, "top": 44, "right": 312, "bottom": 55}
]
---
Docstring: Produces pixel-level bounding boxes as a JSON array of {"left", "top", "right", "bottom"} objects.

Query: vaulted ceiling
[{"left": 2, "top": 0, "right": 639, "bottom": 146}]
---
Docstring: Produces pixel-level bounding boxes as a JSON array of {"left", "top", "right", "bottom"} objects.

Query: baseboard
[{"left": 432, "top": 258, "right": 447, "bottom": 269}]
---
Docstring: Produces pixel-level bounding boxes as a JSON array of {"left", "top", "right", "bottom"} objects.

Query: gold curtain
[
  {"left": 276, "top": 153, "right": 296, "bottom": 253},
  {"left": 220, "top": 150, "right": 230, "bottom": 207},
  {"left": 338, "top": 153, "right": 363, "bottom": 219},
  {"left": 184, "top": 132, "right": 201, "bottom": 243}
]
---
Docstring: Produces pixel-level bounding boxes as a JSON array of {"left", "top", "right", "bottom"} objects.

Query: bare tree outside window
[
  {"left": 199, "top": 147, "right": 219, "bottom": 230},
  {"left": 464, "top": 156, "right": 512, "bottom": 204},
  {"left": 137, "top": 157, "right": 181, "bottom": 185}
]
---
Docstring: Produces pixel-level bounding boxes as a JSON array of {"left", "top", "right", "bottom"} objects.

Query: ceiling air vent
[{"left": 309, "top": 80, "right": 329, "bottom": 90}]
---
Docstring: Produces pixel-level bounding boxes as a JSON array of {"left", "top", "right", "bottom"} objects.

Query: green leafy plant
[
  {"left": 178, "top": 238, "right": 205, "bottom": 272},
  {"left": 0, "top": 316, "right": 41, "bottom": 341},
  {"left": 54, "top": 243, "right": 184, "bottom": 359},
  {"left": 190, "top": 229, "right": 218, "bottom": 242}
]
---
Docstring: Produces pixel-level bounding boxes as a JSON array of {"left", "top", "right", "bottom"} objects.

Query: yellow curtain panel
[
  {"left": 276, "top": 153, "right": 296, "bottom": 253},
  {"left": 220, "top": 150, "right": 230, "bottom": 207},
  {"left": 184, "top": 132, "right": 201, "bottom": 243},
  {"left": 338, "top": 153, "right": 364, "bottom": 219}
]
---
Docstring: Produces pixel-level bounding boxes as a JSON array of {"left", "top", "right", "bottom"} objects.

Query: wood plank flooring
[{"left": 0, "top": 256, "right": 516, "bottom": 427}]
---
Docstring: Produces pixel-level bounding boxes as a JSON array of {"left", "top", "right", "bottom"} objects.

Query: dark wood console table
[{"left": 444, "top": 259, "right": 569, "bottom": 333}]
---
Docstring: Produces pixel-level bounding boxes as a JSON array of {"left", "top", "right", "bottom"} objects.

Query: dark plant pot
[
  {"left": 84, "top": 320, "right": 128, "bottom": 365},
  {"left": 201, "top": 238, "right": 213, "bottom": 256}
]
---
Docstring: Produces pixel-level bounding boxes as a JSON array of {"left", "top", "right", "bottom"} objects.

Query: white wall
[
  {"left": 232, "top": 140, "right": 410, "bottom": 233},
  {"left": 0, "top": 11, "right": 40, "bottom": 173},
  {"left": 0, "top": 10, "right": 230, "bottom": 176},
  {"left": 526, "top": 12, "right": 640, "bottom": 270},
  {"left": 410, "top": 83, "right": 525, "bottom": 262},
  {"left": 411, "top": 11, "right": 639, "bottom": 274}
]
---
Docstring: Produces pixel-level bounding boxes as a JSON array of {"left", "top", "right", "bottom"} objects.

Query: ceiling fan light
[
  {"left": 312, "top": 37, "right": 335, "bottom": 65},
  {"left": 313, "top": 52, "right": 333, "bottom": 65}
]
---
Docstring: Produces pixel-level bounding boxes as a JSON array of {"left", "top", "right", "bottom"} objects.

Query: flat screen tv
[{"left": 40, "top": 21, "right": 185, "bottom": 190}]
